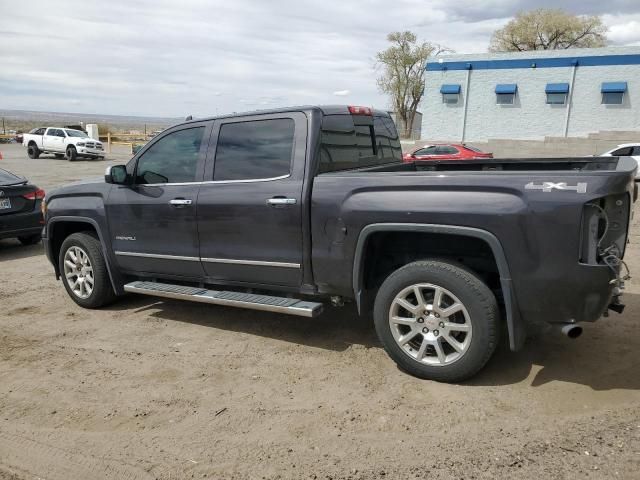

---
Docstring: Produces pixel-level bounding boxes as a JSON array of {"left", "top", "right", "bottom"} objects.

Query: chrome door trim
[
  {"left": 140, "top": 174, "right": 290, "bottom": 187},
  {"left": 115, "top": 251, "right": 200, "bottom": 262},
  {"left": 201, "top": 257, "right": 300, "bottom": 268},
  {"left": 115, "top": 251, "right": 300, "bottom": 268}
]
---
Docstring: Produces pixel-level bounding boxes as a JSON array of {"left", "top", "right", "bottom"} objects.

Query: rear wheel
[
  {"left": 66, "top": 146, "right": 77, "bottom": 161},
  {"left": 27, "top": 143, "right": 40, "bottom": 159},
  {"left": 374, "top": 260, "right": 499, "bottom": 383},
  {"left": 59, "top": 232, "right": 116, "bottom": 308}
]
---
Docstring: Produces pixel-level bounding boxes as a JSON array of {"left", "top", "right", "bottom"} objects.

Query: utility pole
[{"left": 2, "top": 117, "right": 5, "bottom": 135}]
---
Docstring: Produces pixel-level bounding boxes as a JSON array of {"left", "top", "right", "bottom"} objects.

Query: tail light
[
  {"left": 23, "top": 188, "right": 46, "bottom": 200},
  {"left": 579, "top": 194, "right": 630, "bottom": 264},
  {"left": 348, "top": 105, "right": 373, "bottom": 116}
]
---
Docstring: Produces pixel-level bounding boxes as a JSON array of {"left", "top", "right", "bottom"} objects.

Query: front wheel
[
  {"left": 27, "top": 143, "right": 40, "bottom": 159},
  {"left": 66, "top": 146, "right": 77, "bottom": 161},
  {"left": 374, "top": 260, "right": 499, "bottom": 383},
  {"left": 59, "top": 232, "right": 116, "bottom": 308}
]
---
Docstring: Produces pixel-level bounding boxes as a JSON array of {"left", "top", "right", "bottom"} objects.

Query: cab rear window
[{"left": 319, "top": 114, "right": 402, "bottom": 173}]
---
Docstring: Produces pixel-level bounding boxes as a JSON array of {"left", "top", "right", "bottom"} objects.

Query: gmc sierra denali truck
[{"left": 42, "top": 105, "right": 636, "bottom": 382}]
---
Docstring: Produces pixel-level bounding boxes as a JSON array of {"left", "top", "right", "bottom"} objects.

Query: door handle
[
  {"left": 266, "top": 197, "right": 297, "bottom": 206},
  {"left": 169, "top": 198, "right": 193, "bottom": 206}
]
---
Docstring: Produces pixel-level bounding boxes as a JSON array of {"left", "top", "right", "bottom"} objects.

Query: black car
[{"left": 0, "top": 167, "right": 44, "bottom": 245}]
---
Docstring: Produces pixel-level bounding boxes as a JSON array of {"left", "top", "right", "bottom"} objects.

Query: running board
[{"left": 124, "top": 281, "right": 323, "bottom": 317}]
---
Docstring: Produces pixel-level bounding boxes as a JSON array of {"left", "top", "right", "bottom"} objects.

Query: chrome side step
[{"left": 124, "top": 281, "right": 323, "bottom": 317}]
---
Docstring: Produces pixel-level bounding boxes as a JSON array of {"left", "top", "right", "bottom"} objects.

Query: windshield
[{"left": 65, "top": 129, "right": 88, "bottom": 138}]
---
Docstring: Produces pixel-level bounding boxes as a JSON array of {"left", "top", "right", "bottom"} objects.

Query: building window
[
  {"left": 442, "top": 93, "right": 459, "bottom": 104},
  {"left": 545, "top": 83, "right": 569, "bottom": 105},
  {"left": 440, "top": 84, "right": 461, "bottom": 104},
  {"left": 495, "top": 84, "right": 517, "bottom": 105},
  {"left": 601, "top": 82, "right": 627, "bottom": 105}
]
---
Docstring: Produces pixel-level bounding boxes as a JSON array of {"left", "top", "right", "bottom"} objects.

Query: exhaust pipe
[{"left": 559, "top": 323, "right": 583, "bottom": 339}]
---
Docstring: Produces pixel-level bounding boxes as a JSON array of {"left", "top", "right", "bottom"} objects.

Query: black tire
[
  {"left": 373, "top": 260, "right": 499, "bottom": 383},
  {"left": 18, "top": 234, "right": 42, "bottom": 246},
  {"left": 58, "top": 232, "right": 116, "bottom": 308},
  {"left": 27, "top": 143, "right": 40, "bottom": 159},
  {"left": 54, "top": 154, "right": 64, "bottom": 159},
  {"left": 65, "top": 146, "right": 77, "bottom": 161}
]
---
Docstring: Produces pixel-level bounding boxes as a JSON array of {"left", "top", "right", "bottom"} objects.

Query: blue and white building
[{"left": 422, "top": 47, "right": 640, "bottom": 141}]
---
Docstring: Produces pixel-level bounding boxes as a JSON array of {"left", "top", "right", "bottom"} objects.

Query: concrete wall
[
  {"left": 423, "top": 47, "right": 640, "bottom": 142},
  {"left": 403, "top": 129, "right": 640, "bottom": 158}
]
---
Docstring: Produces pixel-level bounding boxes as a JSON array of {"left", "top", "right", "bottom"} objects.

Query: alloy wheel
[
  {"left": 63, "top": 246, "right": 94, "bottom": 299},
  {"left": 388, "top": 283, "right": 472, "bottom": 366}
]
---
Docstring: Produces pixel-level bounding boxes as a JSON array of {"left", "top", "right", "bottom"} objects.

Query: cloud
[
  {"left": 604, "top": 14, "right": 640, "bottom": 44},
  {"left": 333, "top": 90, "right": 351, "bottom": 96},
  {"left": 0, "top": 0, "right": 638, "bottom": 117}
]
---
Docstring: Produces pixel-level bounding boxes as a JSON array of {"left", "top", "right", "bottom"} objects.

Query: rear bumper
[{"left": 0, "top": 209, "right": 43, "bottom": 239}]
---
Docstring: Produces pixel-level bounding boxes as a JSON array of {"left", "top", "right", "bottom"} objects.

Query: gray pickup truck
[{"left": 42, "top": 105, "right": 636, "bottom": 382}]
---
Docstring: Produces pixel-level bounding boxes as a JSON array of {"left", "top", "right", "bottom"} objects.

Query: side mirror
[{"left": 105, "top": 165, "right": 129, "bottom": 185}]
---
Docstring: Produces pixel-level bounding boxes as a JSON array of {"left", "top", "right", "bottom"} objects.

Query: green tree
[
  {"left": 490, "top": 9, "right": 607, "bottom": 52},
  {"left": 376, "top": 31, "right": 450, "bottom": 138}
]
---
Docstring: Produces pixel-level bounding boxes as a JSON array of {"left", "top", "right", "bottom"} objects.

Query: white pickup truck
[{"left": 23, "top": 127, "right": 104, "bottom": 161}]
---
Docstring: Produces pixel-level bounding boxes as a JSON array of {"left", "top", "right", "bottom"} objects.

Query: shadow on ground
[
  {"left": 106, "top": 292, "right": 640, "bottom": 391},
  {"left": 107, "top": 294, "right": 380, "bottom": 352},
  {"left": 0, "top": 239, "right": 45, "bottom": 261}
]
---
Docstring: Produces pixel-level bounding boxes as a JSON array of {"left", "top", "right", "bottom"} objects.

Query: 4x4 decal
[{"left": 525, "top": 181, "right": 587, "bottom": 193}]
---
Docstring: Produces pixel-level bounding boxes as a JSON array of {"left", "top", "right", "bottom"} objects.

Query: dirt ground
[{"left": 1, "top": 143, "right": 639, "bottom": 479}]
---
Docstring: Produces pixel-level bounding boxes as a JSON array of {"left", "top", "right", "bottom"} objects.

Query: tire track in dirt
[{"left": 0, "top": 429, "right": 153, "bottom": 480}]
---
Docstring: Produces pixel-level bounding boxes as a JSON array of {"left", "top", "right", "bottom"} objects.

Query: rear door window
[
  {"left": 435, "top": 146, "right": 459, "bottom": 155},
  {"left": 213, "top": 118, "right": 295, "bottom": 181},
  {"left": 415, "top": 146, "right": 438, "bottom": 156}
]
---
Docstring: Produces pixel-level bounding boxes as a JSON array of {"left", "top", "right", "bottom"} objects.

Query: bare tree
[
  {"left": 490, "top": 9, "right": 607, "bottom": 52},
  {"left": 376, "top": 31, "right": 450, "bottom": 139}
]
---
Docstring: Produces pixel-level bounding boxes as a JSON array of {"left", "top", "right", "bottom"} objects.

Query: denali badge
[
  {"left": 115, "top": 235, "right": 136, "bottom": 241},
  {"left": 525, "top": 182, "right": 587, "bottom": 194}
]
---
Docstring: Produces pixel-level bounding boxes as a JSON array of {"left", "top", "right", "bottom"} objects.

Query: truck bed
[{"left": 362, "top": 156, "right": 633, "bottom": 173}]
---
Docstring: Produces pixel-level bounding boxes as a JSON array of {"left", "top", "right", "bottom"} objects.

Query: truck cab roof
[{"left": 180, "top": 105, "right": 392, "bottom": 126}]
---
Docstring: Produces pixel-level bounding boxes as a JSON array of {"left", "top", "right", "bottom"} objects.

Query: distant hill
[{"left": 0, "top": 109, "right": 182, "bottom": 133}]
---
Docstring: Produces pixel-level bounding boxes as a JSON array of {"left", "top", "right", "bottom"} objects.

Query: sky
[{"left": 1, "top": 0, "right": 640, "bottom": 118}]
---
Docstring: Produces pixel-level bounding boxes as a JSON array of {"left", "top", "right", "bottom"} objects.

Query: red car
[{"left": 403, "top": 144, "right": 493, "bottom": 162}]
